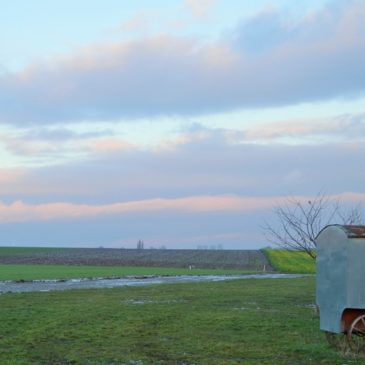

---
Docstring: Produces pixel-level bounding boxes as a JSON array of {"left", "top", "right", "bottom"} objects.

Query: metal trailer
[{"left": 316, "top": 224, "right": 365, "bottom": 353}]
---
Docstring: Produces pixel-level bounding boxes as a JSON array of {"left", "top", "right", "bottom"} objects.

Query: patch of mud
[{"left": 0, "top": 274, "right": 307, "bottom": 294}]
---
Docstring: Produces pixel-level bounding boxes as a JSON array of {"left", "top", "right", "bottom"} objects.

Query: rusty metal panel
[
  {"left": 343, "top": 226, "right": 365, "bottom": 238},
  {"left": 347, "top": 239, "right": 365, "bottom": 307}
]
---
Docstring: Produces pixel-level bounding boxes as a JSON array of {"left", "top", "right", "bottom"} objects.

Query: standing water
[{"left": 0, "top": 274, "right": 306, "bottom": 293}]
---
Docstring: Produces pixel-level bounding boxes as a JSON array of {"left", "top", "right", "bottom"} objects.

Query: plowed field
[{"left": 0, "top": 247, "right": 272, "bottom": 270}]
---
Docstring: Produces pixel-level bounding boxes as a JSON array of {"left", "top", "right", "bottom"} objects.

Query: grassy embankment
[
  {"left": 0, "top": 277, "right": 360, "bottom": 365},
  {"left": 262, "top": 248, "right": 316, "bottom": 274}
]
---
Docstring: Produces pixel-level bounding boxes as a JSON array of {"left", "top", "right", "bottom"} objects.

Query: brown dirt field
[{"left": 0, "top": 248, "right": 273, "bottom": 271}]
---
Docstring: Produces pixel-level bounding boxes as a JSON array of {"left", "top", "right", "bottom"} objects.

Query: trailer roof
[
  {"left": 341, "top": 225, "right": 365, "bottom": 238},
  {"left": 316, "top": 225, "right": 365, "bottom": 239}
]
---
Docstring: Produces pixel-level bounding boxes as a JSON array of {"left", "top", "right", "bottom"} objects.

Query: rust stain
[{"left": 343, "top": 225, "right": 365, "bottom": 238}]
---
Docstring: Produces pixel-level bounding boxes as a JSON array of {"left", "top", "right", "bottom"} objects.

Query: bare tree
[
  {"left": 262, "top": 192, "right": 363, "bottom": 259},
  {"left": 137, "top": 240, "right": 144, "bottom": 250},
  {"left": 337, "top": 203, "right": 364, "bottom": 225}
]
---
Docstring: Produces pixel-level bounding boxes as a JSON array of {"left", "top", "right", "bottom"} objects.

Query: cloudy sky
[{"left": 0, "top": 0, "right": 364, "bottom": 249}]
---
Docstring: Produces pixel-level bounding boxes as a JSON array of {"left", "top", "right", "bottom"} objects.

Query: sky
[{"left": 0, "top": 0, "right": 365, "bottom": 249}]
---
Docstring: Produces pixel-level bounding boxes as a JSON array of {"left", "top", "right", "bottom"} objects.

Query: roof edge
[{"left": 316, "top": 224, "right": 365, "bottom": 239}]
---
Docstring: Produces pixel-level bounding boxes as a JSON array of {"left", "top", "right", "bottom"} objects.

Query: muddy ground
[{"left": 0, "top": 274, "right": 302, "bottom": 293}]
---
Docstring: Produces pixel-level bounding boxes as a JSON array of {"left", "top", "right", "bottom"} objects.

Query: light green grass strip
[{"left": 262, "top": 248, "right": 315, "bottom": 274}]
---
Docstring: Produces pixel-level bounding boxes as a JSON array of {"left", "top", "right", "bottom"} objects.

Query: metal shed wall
[
  {"left": 316, "top": 225, "right": 365, "bottom": 333},
  {"left": 316, "top": 225, "right": 348, "bottom": 333}
]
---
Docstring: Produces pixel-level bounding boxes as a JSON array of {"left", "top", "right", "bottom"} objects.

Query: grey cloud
[
  {"left": 0, "top": 127, "right": 116, "bottom": 160},
  {"left": 0, "top": 1, "right": 364, "bottom": 125},
  {"left": 3, "top": 129, "right": 365, "bottom": 204},
  {"left": 340, "top": 114, "right": 365, "bottom": 137},
  {"left": 179, "top": 122, "right": 209, "bottom": 133},
  {"left": 1, "top": 130, "right": 365, "bottom": 249},
  {"left": 232, "top": 1, "right": 348, "bottom": 54},
  {"left": 238, "top": 113, "right": 365, "bottom": 142},
  {"left": 233, "top": 7, "right": 299, "bottom": 53},
  {"left": 21, "top": 127, "right": 114, "bottom": 141}
]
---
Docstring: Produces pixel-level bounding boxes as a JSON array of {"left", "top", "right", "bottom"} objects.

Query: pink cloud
[
  {"left": 0, "top": 169, "right": 25, "bottom": 184},
  {"left": 84, "top": 137, "right": 136, "bottom": 153},
  {"left": 238, "top": 114, "right": 365, "bottom": 142},
  {"left": 156, "top": 130, "right": 212, "bottom": 151},
  {"left": 0, "top": 195, "right": 281, "bottom": 223},
  {"left": 1, "top": 193, "right": 362, "bottom": 224},
  {"left": 184, "top": 0, "right": 217, "bottom": 18},
  {"left": 334, "top": 192, "right": 365, "bottom": 203},
  {"left": 120, "top": 11, "right": 155, "bottom": 33}
]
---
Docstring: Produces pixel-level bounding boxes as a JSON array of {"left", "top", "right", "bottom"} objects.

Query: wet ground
[{"left": 0, "top": 274, "right": 306, "bottom": 293}]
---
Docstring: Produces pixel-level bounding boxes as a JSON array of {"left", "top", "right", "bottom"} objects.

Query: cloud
[
  {"left": 0, "top": 191, "right": 364, "bottom": 225},
  {"left": 232, "top": 1, "right": 359, "bottom": 54},
  {"left": 0, "top": 169, "right": 25, "bottom": 184},
  {"left": 0, "top": 195, "right": 277, "bottom": 223},
  {"left": 4, "top": 139, "right": 60, "bottom": 157},
  {"left": 118, "top": 10, "right": 161, "bottom": 34},
  {"left": 238, "top": 113, "right": 365, "bottom": 142},
  {"left": 233, "top": 6, "right": 298, "bottom": 53},
  {"left": 1, "top": 124, "right": 365, "bottom": 248},
  {"left": 184, "top": 0, "right": 217, "bottom": 18},
  {"left": 22, "top": 127, "right": 113, "bottom": 141},
  {"left": 0, "top": 127, "right": 130, "bottom": 160},
  {"left": 1, "top": 124, "right": 365, "bottom": 205},
  {"left": 0, "top": 1, "right": 364, "bottom": 125},
  {"left": 83, "top": 137, "right": 136, "bottom": 153},
  {"left": 3, "top": 112, "right": 364, "bottom": 163}
]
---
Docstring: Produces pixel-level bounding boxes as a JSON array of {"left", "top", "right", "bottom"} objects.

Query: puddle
[
  {"left": 0, "top": 273, "right": 306, "bottom": 294},
  {"left": 121, "top": 299, "right": 185, "bottom": 305}
]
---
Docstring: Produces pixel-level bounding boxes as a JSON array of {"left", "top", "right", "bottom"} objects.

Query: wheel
[
  {"left": 347, "top": 314, "right": 365, "bottom": 354},
  {"left": 325, "top": 331, "right": 349, "bottom": 353}
]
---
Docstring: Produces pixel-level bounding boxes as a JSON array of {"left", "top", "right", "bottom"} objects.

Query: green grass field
[
  {"left": 262, "top": 248, "right": 316, "bottom": 274},
  {"left": 0, "top": 264, "right": 258, "bottom": 281},
  {"left": 0, "top": 277, "right": 360, "bottom": 365}
]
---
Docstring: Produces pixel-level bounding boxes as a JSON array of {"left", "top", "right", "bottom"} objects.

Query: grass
[
  {"left": 0, "top": 264, "right": 259, "bottom": 281},
  {"left": 262, "top": 248, "right": 316, "bottom": 274},
  {"left": 0, "top": 277, "right": 361, "bottom": 365}
]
